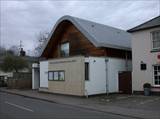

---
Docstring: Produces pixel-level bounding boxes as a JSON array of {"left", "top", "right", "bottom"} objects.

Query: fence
[{"left": 7, "top": 72, "right": 32, "bottom": 89}]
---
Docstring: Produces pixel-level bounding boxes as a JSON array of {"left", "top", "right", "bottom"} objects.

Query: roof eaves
[
  {"left": 127, "top": 16, "right": 160, "bottom": 33},
  {"left": 98, "top": 42, "right": 131, "bottom": 51},
  {"left": 128, "top": 25, "right": 160, "bottom": 33}
]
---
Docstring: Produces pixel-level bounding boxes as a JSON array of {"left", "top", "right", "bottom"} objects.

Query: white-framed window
[
  {"left": 153, "top": 65, "right": 160, "bottom": 86},
  {"left": 151, "top": 30, "right": 160, "bottom": 50},
  {"left": 60, "top": 42, "right": 69, "bottom": 57}
]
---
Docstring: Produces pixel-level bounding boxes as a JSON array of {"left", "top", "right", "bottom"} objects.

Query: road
[{"left": 0, "top": 92, "right": 132, "bottom": 119}]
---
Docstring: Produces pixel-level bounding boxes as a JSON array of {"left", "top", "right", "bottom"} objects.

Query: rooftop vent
[{"left": 91, "top": 25, "right": 95, "bottom": 27}]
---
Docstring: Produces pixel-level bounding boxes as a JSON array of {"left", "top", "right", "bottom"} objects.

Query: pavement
[{"left": 0, "top": 87, "right": 160, "bottom": 119}]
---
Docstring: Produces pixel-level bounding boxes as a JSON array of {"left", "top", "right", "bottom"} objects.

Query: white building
[
  {"left": 128, "top": 16, "right": 160, "bottom": 94},
  {"left": 32, "top": 15, "right": 132, "bottom": 96}
]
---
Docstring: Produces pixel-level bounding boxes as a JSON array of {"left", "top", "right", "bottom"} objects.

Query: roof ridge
[{"left": 71, "top": 15, "right": 127, "bottom": 32}]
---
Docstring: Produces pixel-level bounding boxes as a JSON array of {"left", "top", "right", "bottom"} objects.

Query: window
[
  {"left": 54, "top": 72, "right": 59, "bottom": 80},
  {"left": 85, "top": 63, "right": 89, "bottom": 81},
  {"left": 48, "top": 71, "right": 65, "bottom": 81},
  {"left": 153, "top": 65, "right": 160, "bottom": 85},
  {"left": 152, "top": 31, "right": 160, "bottom": 50},
  {"left": 59, "top": 71, "right": 65, "bottom": 81},
  {"left": 60, "top": 42, "right": 69, "bottom": 57},
  {"left": 48, "top": 71, "right": 53, "bottom": 80}
]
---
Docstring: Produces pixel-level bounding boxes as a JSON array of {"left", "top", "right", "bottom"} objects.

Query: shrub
[{"left": 143, "top": 83, "right": 151, "bottom": 88}]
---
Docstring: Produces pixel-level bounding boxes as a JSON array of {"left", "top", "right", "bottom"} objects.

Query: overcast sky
[{"left": 0, "top": 0, "right": 160, "bottom": 55}]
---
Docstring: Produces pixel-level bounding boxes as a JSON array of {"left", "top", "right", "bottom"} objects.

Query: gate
[{"left": 119, "top": 71, "right": 132, "bottom": 94}]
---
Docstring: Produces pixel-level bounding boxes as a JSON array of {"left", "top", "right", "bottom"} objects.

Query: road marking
[
  {"left": 5, "top": 101, "right": 34, "bottom": 112},
  {"left": 139, "top": 98, "right": 160, "bottom": 105}
]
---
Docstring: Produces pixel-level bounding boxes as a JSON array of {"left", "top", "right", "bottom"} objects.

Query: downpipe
[{"left": 105, "top": 58, "right": 109, "bottom": 96}]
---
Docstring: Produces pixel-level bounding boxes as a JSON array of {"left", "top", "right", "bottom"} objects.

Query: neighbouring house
[
  {"left": 128, "top": 16, "right": 160, "bottom": 94},
  {"left": 32, "top": 15, "right": 132, "bottom": 96}
]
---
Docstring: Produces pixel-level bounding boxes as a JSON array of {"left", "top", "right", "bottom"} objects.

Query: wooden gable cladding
[
  {"left": 42, "top": 21, "right": 131, "bottom": 59},
  {"left": 43, "top": 21, "right": 106, "bottom": 59},
  {"left": 69, "top": 31, "right": 106, "bottom": 57}
]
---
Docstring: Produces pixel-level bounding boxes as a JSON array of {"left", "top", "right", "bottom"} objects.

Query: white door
[{"left": 40, "top": 61, "right": 48, "bottom": 88}]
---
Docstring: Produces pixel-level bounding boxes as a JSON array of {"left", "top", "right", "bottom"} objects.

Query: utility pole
[{"left": 19, "top": 40, "right": 23, "bottom": 49}]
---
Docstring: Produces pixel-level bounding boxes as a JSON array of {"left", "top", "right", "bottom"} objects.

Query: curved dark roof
[
  {"left": 40, "top": 15, "right": 131, "bottom": 56},
  {"left": 128, "top": 16, "right": 160, "bottom": 32}
]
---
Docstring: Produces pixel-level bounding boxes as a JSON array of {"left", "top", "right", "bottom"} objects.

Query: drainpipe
[
  {"left": 105, "top": 58, "right": 109, "bottom": 96},
  {"left": 85, "top": 89, "right": 88, "bottom": 98},
  {"left": 125, "top": 51, "right": 128, "bottom": 71}
]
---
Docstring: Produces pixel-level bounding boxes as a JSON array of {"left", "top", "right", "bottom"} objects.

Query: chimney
[{"left": 20, "top": 48, "right": 26, "bottom": 56}]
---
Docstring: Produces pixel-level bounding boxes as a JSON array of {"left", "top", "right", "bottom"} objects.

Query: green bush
[
  {"left": 0, "top": 55, "right": 28, "bottom": 73},
  {"left": 143, "top": 83, "right": 151, "bottom": 88}
]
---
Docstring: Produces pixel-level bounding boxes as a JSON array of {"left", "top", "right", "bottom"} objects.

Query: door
[{"left": 119, "top": 71, "right": 132, "bottom": 94}]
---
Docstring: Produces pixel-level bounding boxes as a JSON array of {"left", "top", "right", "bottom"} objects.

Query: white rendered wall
[
  {"left": 40, "top": 61, "right": 48, "bottom": 88},
  {"left": 85, "top": 57, "right": 132, "bottom": 95},
  {"left": 85, "top": 57, "right": 106, "bottom": 95},
  {"left": 108, "top": 58, "right": 132, "bottom": 93}
]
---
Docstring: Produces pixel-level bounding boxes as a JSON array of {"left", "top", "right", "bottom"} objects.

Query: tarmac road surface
[{"left": 0, "top": 92, "right": 133, "bottom": 119}]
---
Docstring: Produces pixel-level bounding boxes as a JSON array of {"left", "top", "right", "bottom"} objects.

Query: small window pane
[
  {"left": 153, "top": 41, "right": 160, "bottom": 48},
  {"left": 154, "top": 65, "right": 160, "bottom": 85},
  {"left": 48, "top": 72, "right": 53, "bottom": 80},
  {"left": 154, "top": 71, "right": 157, "bottom": 75},
  {"left": 60, "top": 42, "right": 69, "bottom": 57},
  {"left": 158, "top": 66, "right": 160, "bottom": 71},
  {"left": 155, "top": 76, "right": 158, "bottom": 80},
  {"left": 152, "top": 31, "right": 160, "bottom": 49},
  {"left": 154, "top": 66, "right": 157, "bottom": 70},
  {"left": 155, "top": 80, "right": 158, "bottom": 85},
  {"left": 85, "top": 63, "right": 89, "bottom": 80},
  {"left": 59, "top": 71, "right": 65, "bottom": 80},
  {"left": 54, "top": 72, "right": 59, "bottom": 80}
]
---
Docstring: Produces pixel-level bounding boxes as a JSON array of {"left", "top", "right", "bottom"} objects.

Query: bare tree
[
  {"left": 34, "top": 31, "right": 49, "bottom": 56},
  {"left": 8, "top": 45, "right": 19, "bottom": 56},
  {"left": 0, "top": 45, "right": 19, "bottom": 56}
]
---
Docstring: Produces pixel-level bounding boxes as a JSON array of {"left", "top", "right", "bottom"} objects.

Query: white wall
[
  {"left": 40, "top": 61, "right": 48, "bottom": 88},
  {"left": 32, "top": 69, "right": 40, "bottom": 89},
  {"left": 85, "top": 57, "right": 106, "bottom": 95},
  {"left": 108, "top": 58, "right": 132, "bottom": 93},
  {"left": 85, "top": 57, "right": 132, "bottom": 95},
  {"left": 32, "top": 63, "right": 40, "bottom": 89}
]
